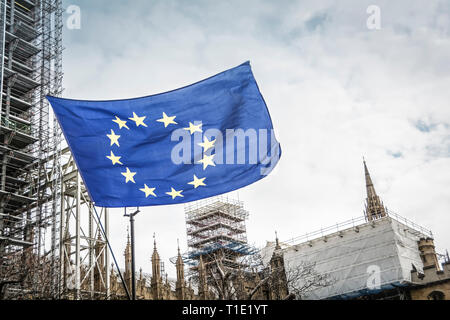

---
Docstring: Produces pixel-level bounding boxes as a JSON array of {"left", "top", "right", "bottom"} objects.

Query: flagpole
[{"left": 124, "top": 207, "right": 140, "bottom": 300}]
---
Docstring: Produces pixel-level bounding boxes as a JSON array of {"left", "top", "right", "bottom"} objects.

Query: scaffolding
[
  {"left": 0, "top": 1, "right": 112, "bottom": 300},
  {"left": 0, "top": 0, "right": 105, "bottom": 300},
  {"left": 58, "top": 147, "right": 111, "bottom": 299},
  {"left": 181, "top": 196, "right": 255, "bottom": 273},
  {"left": 0, "top": 0, "right": 63, "bottom": 298}
]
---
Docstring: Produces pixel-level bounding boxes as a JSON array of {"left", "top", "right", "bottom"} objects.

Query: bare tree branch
[{"left": 189, "top": 248, "right": 333, "bottom": 300}]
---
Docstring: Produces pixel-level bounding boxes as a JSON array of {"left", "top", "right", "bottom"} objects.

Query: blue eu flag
[{"left": 47, "top": 62, "right": 281, "bottom": 207}]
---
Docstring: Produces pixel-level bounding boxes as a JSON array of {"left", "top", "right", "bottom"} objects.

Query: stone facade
[
  {"left": 410, "top": 239, "right": 450, "bottom": 300},
  {"left": 91, "top": 234, "right": 289, "bottom": 300},
  {"left": 106, "top": 237, "right": 197, "bottom": 300}
]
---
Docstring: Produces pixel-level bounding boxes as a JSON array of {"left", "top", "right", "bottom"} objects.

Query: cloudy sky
[{"left": 61, "top": 0, "right": 450, "bottom": 277}]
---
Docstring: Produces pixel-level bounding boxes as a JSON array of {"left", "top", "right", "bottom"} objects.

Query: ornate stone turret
[
  {"left": 124, "top": 230, "right": 132, "bottom": 291},
  {"left": 175, "top": 240, "right": 186, "bottom": 299},
  {"left": 198, "top": 255, "right": 209, "bottom": 299},
  {"left": 364, "top": 159, "right": 387, "bottom": 221},
  {"left": 151, "top": 234, "right": 163, "bottom": 299},
  {"left": 270, "top": 232, "right": 284, "bottom": 269},
  {"left": 274, "top": 231, "right": 281, "bottom": 251},
  {"left": 269, "top": 232, "right": 289, "bottom": 300},
  {"left": 418, "top": 237, "right": 440, "bottom": 270}
]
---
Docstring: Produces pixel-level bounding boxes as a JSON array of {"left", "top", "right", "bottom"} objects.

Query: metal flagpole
[{"left": 124, "top": 207, "right": 140, "bottom": 300}]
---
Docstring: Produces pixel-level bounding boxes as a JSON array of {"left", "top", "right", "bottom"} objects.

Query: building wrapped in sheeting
[{"left": 270, "top": 214, "right": 430, "bottom": 299}]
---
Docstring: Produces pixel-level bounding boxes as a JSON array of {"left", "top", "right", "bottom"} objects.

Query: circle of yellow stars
[{"left": 106, "top": 112, "right": 214, "bottom": 200}]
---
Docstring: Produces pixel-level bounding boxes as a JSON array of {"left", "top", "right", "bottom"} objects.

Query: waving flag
[{"left": 47, "top": 61, "right": 281, "bottom": 207}]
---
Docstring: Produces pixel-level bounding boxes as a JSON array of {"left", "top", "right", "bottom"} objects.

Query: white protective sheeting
[{"left": 262, "top": 216, "right": 427, "bottom": 299}]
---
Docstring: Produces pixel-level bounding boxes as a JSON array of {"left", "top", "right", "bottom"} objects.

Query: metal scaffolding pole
[
  {"left": 0, "top": 0, "right": 6, "bottom": 121},
  {"left": 75, "top": 173, "right": 81, "bottom": 299},
  {"left": 89, "top": 202, "right": 94, "bottom": 299},
  {"left": 59, "top": 173, "right": 65, "bottom": 298},
  {"left": 105, "top": 208, "right": 110, "bottom": 299}
]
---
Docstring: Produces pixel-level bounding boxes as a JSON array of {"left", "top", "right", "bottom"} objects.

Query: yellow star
[
  {"left": 197, "top": 154, "right": 216, "bottom": 170},
  {"left": 107, "top": 129, "right": 120, "bottom": 147},
  {"left": 198, "top": 137, "right": 216, "bottom": 152},
  {"left": 129, "top": 112, "right": 148, "bottom": 127},
  {"left": 156, "top": 112, "right": 177, "bottom": 128},
  {"left": 188, "top": 175, "right": 206, "bottom": 188},
  {"left": 139, "top": 184, "right": 156, "bottom": 198},
  {"left": 106, "top": 151, "right": 123, "bottom": 165},
  {"left": 183, "top": 122, "right": 202, "bottom": 135},
  {"left": 121, "top": 167, "right": 136, "bottom": 183},
  {"left": 166, "top": 187, "right": 183, "bottom": 199},
  {"left": 112, "top": 116, "right": 129, "bottom": 130}
]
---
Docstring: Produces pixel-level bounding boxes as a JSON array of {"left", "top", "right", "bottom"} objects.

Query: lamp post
[{"left": 124, "top": 207, "right": 140, "bottom": 300}]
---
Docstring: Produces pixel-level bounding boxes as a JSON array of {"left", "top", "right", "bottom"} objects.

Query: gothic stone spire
[
  {"left": 363, "top": 159, "right": 387, "bottom": 221},
  {"left": 175, "top": 239, "right": 186, "bottom": 299}
]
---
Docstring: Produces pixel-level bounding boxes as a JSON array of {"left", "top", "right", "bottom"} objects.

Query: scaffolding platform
[{"left": 178, "top": 196, "right": 255, "bottom": 274}]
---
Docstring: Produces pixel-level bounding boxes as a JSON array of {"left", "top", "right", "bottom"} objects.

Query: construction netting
[{"left": 262, "top": 215, "right": 430, "bottom": 299}]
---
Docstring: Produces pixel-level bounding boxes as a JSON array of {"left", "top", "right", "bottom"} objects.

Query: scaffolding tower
[
  {"left": 0, "top": 0, "right": 64, "bottom": 298},
  {"left": 183, "top": 196, "right": 255, "bottom": 274},
  {"left": 0, "top": 1, "right": 112, "bottom": 300}
]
